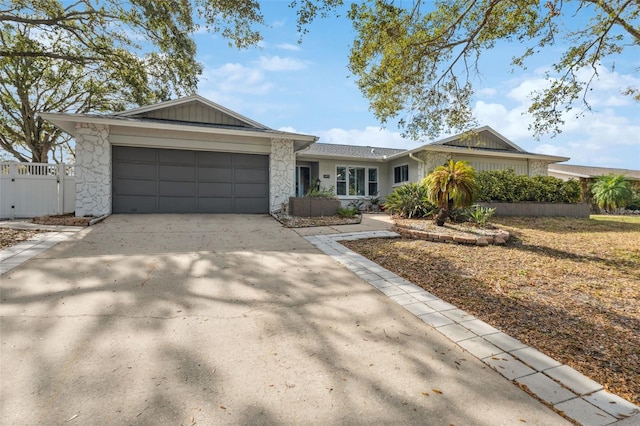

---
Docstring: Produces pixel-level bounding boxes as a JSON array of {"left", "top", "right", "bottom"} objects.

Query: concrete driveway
[{"left": 0, "top": 214, "right": 567, "bottom": 425}]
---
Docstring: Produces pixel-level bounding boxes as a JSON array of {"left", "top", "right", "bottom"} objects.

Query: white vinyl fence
[{"left": 0, "top": 162, "right": 75, "bottom": 219}]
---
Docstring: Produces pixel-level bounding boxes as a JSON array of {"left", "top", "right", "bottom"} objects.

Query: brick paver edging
[{"left": 305, "top": 231, "right": 639, "bottom": 426}]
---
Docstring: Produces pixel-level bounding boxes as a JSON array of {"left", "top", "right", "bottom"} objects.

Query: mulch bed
[
  {"left": 273, "top": 213, "right": 362, "bottom": 228},
  {"left": 0, "top": 229, "right": 43, "bottom": 250},
  {"left": 341, "top": 216, "right": 640, "bottom": 405},
  {"left": 32, "top": 214, "right": 91, "bottom": 226}
]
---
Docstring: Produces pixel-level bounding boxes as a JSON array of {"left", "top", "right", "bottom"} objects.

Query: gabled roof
[
  {"left": 427, "top": 126, "right": 526, "bottom": 152},
  {"left": 40, "top": 95, "right": 318, "bottom": 152},
  {"left": 114, "top": 94, "right": 269, "bottom": 129},
  {"left": 297, "top": 126, "right": 568, "bottom": 163},
  {"left": 549, "top": 164, "right": 640, "bottom": 180},
  {"left": 298, "top": 143, "right": 406, "bottom": 160}
]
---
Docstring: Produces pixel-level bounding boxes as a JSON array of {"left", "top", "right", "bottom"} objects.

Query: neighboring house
[
  {"left": 549, "top": 164, "right": 640, "bottom": 206},
  {"left": 296, "top": 126, "right": 569, "bottom": 205},
  {"left": 549, "top": 164, "right": 640, "bottom": 185},
  {"left": 42, "top": 95, "right": 568, "bottom": 217},
  {"left": 41, "top": 95, "right": 317, "bottom": 216}
]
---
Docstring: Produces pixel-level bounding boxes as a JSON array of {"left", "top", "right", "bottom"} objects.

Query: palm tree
[
  {"left": 423, "top": 160, "right": 477, "bottom": 226},
  {"left": 591, "top": 174, "right": 633, "bottom": 213}
]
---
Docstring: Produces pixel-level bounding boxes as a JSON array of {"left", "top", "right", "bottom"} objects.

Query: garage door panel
[
  {"left": 198, "top": 152, "right": 233, "bottom": 166},
  {"left": 158, "top": 165, "right": 196, "bottom": 180},
  {"left": 197, "top": 198, "right": 234, "bottom": 213},
  {"left": 114, "top": 195, "right": 157, "bottom": 213},
  {"left": 158, "top": 181, "right": 196, "bottom": 196},
  {"left": 235, "top": 154, "right": 268, "bottom": 167},
  {"left": 113, "top": 179, "right": 157, "bottom": 195},
  {"left": 158, "top": 149, "right": 195, "bottom": 164},
  {"left": 235, "top": 183, "right": 268, "bottom": 198},
  {"left": 198, "top": 182, "right": 232, "bottom": 197},
  {"left": 114, "top": 146, "right": 156, "bottom": 163},
  {"left": 159, "top": 197, "right": 197, "bottom": 213},
  {"left": 234, "top": 198, "right": 268, "bottom": 213},
  {"left": 235, "top": 168, "right": 268, "bottom": 183},
  {"left": 113, "top": 163, "right": 156, "bottom": 179},
  {"left": 198, "top": 167, "right": 232, "bottom": 181},
  {"left": 112, "top": 146, "right": 268, "bottom": 214}
]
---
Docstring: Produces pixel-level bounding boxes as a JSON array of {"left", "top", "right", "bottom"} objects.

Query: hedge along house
[
  {"left": 295, "top": 126, "right": 569, "bottom": 204},
  {"left": 41, "top": 95, "right": 317, "bottom": 216}
]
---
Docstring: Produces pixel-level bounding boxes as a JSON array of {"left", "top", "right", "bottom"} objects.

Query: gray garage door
[{"left": 112, "top": 146, "right": 269, "bottom": 213}]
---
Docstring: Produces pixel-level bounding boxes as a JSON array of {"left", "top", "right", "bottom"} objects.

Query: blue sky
[{"left": 195, "top": 1, "right": 640, "bottom": 170}]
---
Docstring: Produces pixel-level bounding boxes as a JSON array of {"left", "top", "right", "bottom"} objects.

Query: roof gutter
[{"left": 409, "top": 152, "right": 426, "bottom": 178}]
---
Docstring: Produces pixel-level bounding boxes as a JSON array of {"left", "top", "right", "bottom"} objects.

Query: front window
[
  {"left": 336, "top": 166, "right": 378, "bottom": 196},
  {"left": 394, "top": 164, "right": 409, "bottom": 184},
  {"left": 368, "top": 168, "right": 378, "bottom": 196}
]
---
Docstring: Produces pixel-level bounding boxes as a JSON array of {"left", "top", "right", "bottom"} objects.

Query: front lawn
[{"left": 341, "top": 216, "right": 639, "bottom": 404}]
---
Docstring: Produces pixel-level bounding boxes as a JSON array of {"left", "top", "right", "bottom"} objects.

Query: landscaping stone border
[{"left": 392, "top": 224, "right": 510, "bottom": 246}]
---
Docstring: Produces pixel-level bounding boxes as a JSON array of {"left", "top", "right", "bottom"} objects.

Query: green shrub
[
  {"left": 476, "top": 169, "right": 580, "bottom": 203},
  {"left": 337, "top": 207, "right": 359, "bottom": 218},
  {"left": 466, "top": 205, "right": 496, "bottom": 227},
  {"left": 383, "top": 183, "right": 436, "bottom": 218}
]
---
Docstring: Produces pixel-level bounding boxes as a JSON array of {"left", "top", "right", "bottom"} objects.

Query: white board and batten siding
[
  {"left": 452, "top": 155, "right": 529, "bottom": 176},
  {"left": 139, "top": 102, "right": 251, "bottom": 128},
  {"left": 0, "top": 162, "right": 75, "bottom": 219}
]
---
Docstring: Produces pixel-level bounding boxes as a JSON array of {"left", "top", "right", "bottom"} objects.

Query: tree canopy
[
  {"left": 0, "top": 0, "right": 266, "bottom": 162},
  {"left": 1, "top": 1, "right": 638, "bottom": 162},
  {"left": 347, "top": 0, "right": 640, "bottom": 140}
]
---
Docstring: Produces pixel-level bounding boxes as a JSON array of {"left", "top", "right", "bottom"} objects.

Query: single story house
[
  {"left": 42, "top": 95, "right": 569, "bottom": 216},
  {"left": 296, "top": 127, "right": 569, "bottom": 205}
]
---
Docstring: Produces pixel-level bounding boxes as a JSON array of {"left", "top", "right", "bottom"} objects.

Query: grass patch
[
  {"left": 342, "top": 216, "right": 640, "bottom": 404},
  {"left": 591, "top": 214, "right": 640, "bottom": 224}
]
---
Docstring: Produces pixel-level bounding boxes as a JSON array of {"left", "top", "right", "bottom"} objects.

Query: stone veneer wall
[
  {"left": 424, "top": 152, "right": 451, "bottom": 175},
  {"left": 270, "top": 139, "right": 295, "bottom": 212},
  {"left": 529, "top": 160, "right": 549, "bottom": 177},
  {"left": 75, "top": 123, "right": 111, "bottom": 217}
]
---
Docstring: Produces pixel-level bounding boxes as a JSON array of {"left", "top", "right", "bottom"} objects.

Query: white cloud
[
  {"left": 473, "top": 101, "right": 532, "bottom": 140},
  {"left": 476, "top": 88, "right": 497, "bottom": 97},
  {"left": 198, "top": 62, "right": 273, "bottom": 100},
  {"left": 506, "top": 77, "right": 549, "bottom": 104},
  {"left": 257, "top": 55, "right": 309, "bottom": 71},
  {"left": 276, "top": 43, "right": 301, "bottom": 51},
  {"left": 532, "top": 144, "right": 572, "bottom": 157}
]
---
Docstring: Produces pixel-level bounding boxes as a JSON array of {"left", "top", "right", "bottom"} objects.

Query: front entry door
[{"left": 296, "top": 166, "right": 310, "bottom": 197}]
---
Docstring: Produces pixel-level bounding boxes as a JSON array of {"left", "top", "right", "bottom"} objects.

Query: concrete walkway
[
  {"left": 0, "top": 220, "right": 84, "bottom": 275},
  {"left": 0, "top": 214, "right": 637, "bottom": 425}
]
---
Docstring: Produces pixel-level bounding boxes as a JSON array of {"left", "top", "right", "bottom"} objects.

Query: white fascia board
[
  {"left": 40, "top": 112, "right": 318, "bottom": 144},
  {"left": 295, "top": 153, "right": 389, "bottom": 162},
  {"left": 548, "top": 168, "right": 590, "bottom": 178},
  {"left": 420, "top": 145, "right": 569, "bottom": 162}
]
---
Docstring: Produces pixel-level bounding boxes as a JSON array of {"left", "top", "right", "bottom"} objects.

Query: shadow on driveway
[{"left": 0, "top": 214, "right": 567, "bottom": 425}]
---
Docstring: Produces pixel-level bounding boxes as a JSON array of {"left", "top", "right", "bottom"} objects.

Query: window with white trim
[
  {"left": 394, "top": 164, "right": 409, "bottom": 184},
  {"left": 336, "top": 166, "right": 378, "bottom": 196}
]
